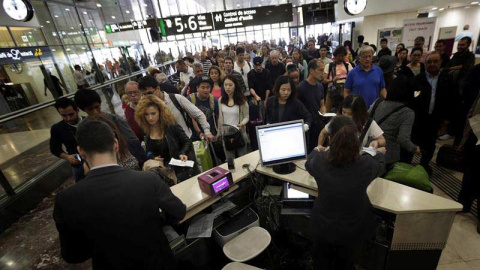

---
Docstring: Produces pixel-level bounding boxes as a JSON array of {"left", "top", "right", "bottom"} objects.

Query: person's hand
[
  {"left": 315, "top": 145, "right": 327, "bottom": 152},
  {"left": 205, "top": 133, "right": 214, "bottom": 142},
  {"left": 255, "top": 95, "right": 261, "bottom": 102},
  {"left": 179, "top": 155, "right": 188, "bottom": 162},
  {"left": 154, "top": 156, "right": 164, "bottom": 162},
  {"left": 263, "top": 99, "right": 267, "bottom": 108},
  {"left": 377, "top": 147, "right": 387, "bottom": 155},
  {"left": 66, "top": 155, "right": 81, "bottom": 165},
  {"left": 414, "top": 146, "right": 421, "bottom": 155},
  {"left": 369, "top": 140, "right": 379, "bottom": 149},
  {"left": 237, "top": 123, "right": 243, "bottom": 129},
  {"left": 319, "top": 106, "right": 327, "bottom": 115}
]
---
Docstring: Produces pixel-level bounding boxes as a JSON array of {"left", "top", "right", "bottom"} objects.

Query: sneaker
[{"left": 438, "top": 134, "right": 454, "bottom": 141}]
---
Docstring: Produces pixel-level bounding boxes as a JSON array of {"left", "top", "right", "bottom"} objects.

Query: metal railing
[{"left": 0, "top": 61, "right": 176, "bottom": 124}]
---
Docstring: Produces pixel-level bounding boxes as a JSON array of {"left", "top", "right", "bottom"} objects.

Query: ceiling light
[
  {"left": 89, "top": 19, "right": 93, "bottom": 22},
  {"left": 66, "top": 48, "right": 71, "bottom": 51},
  {"left": 70, "top": 27, "right": 74, "bottom": 29},
  {"left": 111, "top": 16, "right": 116, "bottom": 19},
  {"left": 465, "top": 6, "right": 470, "bottom": 8},
  {"left": 236, "top": 4, "right": 240, "bottom": 6},
  {"left": 54, "top": 15, "right": 59, "bottom": 18},
  {"left": 439, "top": 7, "right": 445, "bottom": 10},
  {"left": 65, "top": 8, "right": 70, "bottom": 11},
  {"left": 471, "top": 1, "right": 478, "bottom": 4},
  {"left": 258, "top": 4, "right": 261, "bottom": 6},
  {"left": 41, "top": 25, "right": 44, "bottom": 27},
  {"left": 46, "top": 20, "right": 50, "bottom": 23},
  {"left": 97, "top": 3, "right": 102, "bottom": 7},
  {"left": 126, "top": 10, "right": 130, "bottom": 13},
  {"left": 143, "top": 4, "right": 148, "bottom": 6},
  {"left": 431, "top": 7, "right": 437, "bottom": 10},
  {"left": 83, "top": 11, "right": 87, "bottom": 14}
]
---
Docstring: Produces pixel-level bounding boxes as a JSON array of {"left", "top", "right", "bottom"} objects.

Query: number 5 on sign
[{"left": 175, "top": 17, "right": 183, "bottom": 32}]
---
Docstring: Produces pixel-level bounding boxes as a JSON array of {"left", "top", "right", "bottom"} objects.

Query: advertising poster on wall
[
  {"left": 402, "top": 17, "right": 437, "bottom": 50},
  {"left": 378, "top": 28, "right": 403, "bottom": 51},
  {"left": 438, "top": 26, "right": 457, "bottom": 57}
]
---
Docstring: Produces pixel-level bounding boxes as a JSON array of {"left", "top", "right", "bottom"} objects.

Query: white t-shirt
[
  {"left": 222, "top": 104, "right": 240, "bottom": 127},
  {"left": 234, "top": 61, "right": 251, "bottom": 89},
  {"left": 325, "top": 119, "right": 383, "bottom": 147},
  {"left": 179, "top": 67, "right": 194, "bottom": 86}
]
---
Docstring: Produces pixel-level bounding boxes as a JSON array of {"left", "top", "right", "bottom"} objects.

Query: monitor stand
[{"left": 272, "top": 162, "right": 296, "bottom": 174}]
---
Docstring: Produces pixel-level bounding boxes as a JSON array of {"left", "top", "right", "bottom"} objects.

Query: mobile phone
[
  {"left": 227, "top": 158, "right": 235, "bottom": 172},
  {"left": 76, "top": 154, "right": 81, "bottom": 161}
]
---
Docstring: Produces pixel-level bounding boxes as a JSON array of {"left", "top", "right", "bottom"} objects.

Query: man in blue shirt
[{"left": 344, "top": 45, "right": 386, "bottom": 108}]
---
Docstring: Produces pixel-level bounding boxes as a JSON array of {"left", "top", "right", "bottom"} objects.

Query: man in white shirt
[
  {"left": 138, "top": 75, "right": 214, "bottom": 141},
  {"left": 175, "top": 60, "right": 194, "bottom": 91},
  {"left": 233, "top": 47, "right": 252, "bottom": 98},
  {"left": 73, "top": 65, "right": 89, "bottom": 90}
]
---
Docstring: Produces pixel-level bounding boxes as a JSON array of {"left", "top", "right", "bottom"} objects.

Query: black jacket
[
  {"left": 265, "top": 96, "right": 312, "bottom": 127},
  {"left": 53, "top": 166, "right": 186, "bottom": 270},
  {"left": 147, "top": 124, "right": 199, "bottom": 179},
  {"left": 305, "top": 150, "right": 386, "bottom": 245},
  {"left": 412, "top": 71, "right": 452, "bottom": 124},
  {"left": 50, "top": 120, "right": 78, "bottom": 158}
]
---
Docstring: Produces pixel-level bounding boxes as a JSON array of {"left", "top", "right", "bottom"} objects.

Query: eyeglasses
[
  {"left": 411, "top": 54, "right": 422, "bottom": 58},
  {"left": 360, "top": 55, "right": 372, "bottom": 59},
  {"left": 126, "top": 90, "right": 140, "bottom": 96}
]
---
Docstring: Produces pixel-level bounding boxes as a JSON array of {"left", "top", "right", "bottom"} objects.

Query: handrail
[{"left": 0, "top": 61, "right": 176, "bottom": 124}]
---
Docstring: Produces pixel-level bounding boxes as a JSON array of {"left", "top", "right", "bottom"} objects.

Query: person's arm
[
  {"left": 172, "top": 125, "right": 193, "bottom": 157},
  {"left": 317, "top": 127, "right": 329, "bottom": 146},
  {"left": 297, "top": 100, "right": 313, "bottom": 127},
  {"left": 177, "top": 95, "right": 212, "bottom": 135},
  {"left": 344, "top": 72, "right": 353, "bottom": 97},
  {"left": 50, "top": 126, "right": 80, "bottom": 165},
  {"left": 217, "top": 99, "right": 224, "bottom": 137},
  {"left": 238, "top": 102, "right": 250, "bottom": 127},
  {"left": 323, "top": 63, "right": 333, "bottom": 84},
  {"left": 53, "top": 195, "right": 92, "bottom": 263},
  {"left": 153, "top": 172, "right": 186, "bottom": 224},
  {"left": 379, "top": 88, "right": 387, "bottom": 98},
  {"left": 397, "top": 109, "right": 417, "bottom": 153},
  {"left": 369, "top": 152, "right": 386, "bottom": 180},
  {"left": 319, "top": 99, "right": 326, "bottom": 114}
]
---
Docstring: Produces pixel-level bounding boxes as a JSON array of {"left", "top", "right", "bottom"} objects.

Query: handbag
[
  {"left": 222, "top": 124, "right": 245, "bottom": 151},
  {"left": 436, "top": 145, "right": 465, "bottom": 172},
  {"left": 142, "top": 159, "right": 177, "bottom": 187}
]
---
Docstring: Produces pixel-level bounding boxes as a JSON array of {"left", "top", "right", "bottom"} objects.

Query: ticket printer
[{"left": 197, "top": 167, "right": 234, "bottom": 196}]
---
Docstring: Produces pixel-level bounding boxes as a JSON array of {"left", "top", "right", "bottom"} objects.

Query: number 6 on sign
[{"left": 188, "top": 16, "right": 198, "bottom": 31}]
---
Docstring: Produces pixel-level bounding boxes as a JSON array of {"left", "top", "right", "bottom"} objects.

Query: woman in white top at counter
[
  {"left": 217, "top": 74, "right": 249, "bottom": 160},
  {"left": 318, "top": 94, "right": 386, "bottom": 148}
]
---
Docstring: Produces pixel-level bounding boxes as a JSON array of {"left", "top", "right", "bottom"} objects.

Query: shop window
[
  {"left": 10, "top": 27, "right": 47, "bottom": 47},
  {"left": 0, "top": 27, "right": 15, "bottom": 48},
  {"left": 31, "top": 1, "right": 62, "bottom": 46}
]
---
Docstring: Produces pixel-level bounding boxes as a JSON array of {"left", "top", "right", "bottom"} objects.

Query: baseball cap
[
  {"left": 253, "top": 56, "right": 263, "bottom": 66},
  {"left": 197, "top": 76, "right": 213, "bottom": 87}
]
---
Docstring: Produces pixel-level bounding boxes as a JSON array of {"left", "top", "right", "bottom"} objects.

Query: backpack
[
  {"left": 168, "top": 93, "right": 194, "bottom": 131},
  {"left": 328, "top": 61, "right": 350, "bottom": 80},
  {"left": 189, "top": 93, "right": 215, "bottom": 113}
]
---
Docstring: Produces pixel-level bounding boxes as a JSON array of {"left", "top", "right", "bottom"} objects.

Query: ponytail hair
[{"left": 327, "top": 115, "right": 360, "bottom": 167}]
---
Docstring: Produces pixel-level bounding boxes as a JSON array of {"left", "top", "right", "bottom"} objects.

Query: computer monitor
[{"left": 256, "top": 120, "right": 307, "bottom": 174}]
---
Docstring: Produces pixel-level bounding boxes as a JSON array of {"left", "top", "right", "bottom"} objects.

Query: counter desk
[{"left": 172, "top": 150, "right": 463, "bottom": 269}]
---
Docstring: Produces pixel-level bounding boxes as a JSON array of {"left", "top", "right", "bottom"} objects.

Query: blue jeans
[{"left": 72, "top": 164, "right": 85, "bottom": 182}]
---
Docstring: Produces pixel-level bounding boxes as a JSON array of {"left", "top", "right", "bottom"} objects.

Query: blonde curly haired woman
[{"left": 135, "top": 95, "right": 198, "bottom": 182}]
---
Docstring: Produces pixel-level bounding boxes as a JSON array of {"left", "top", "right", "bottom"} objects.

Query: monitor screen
[
  {"left": 212, "top": 176, "right": 230, "bottom": 194},
  {"left": 256, "top": 120, "right": 307, "bottom": 166}
]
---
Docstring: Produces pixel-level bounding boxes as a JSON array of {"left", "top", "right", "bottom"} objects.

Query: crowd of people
[{"left": 50, "top": 33, "right": 480, "bottom": 269}]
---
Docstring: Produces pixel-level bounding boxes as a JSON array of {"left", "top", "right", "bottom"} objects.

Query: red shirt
[{"left": 124, "top": 105, "right": 144, "bottom": 142}]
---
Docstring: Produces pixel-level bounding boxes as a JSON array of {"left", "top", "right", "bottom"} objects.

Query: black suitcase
[{"left": 436, "top": 144, "right": 465, "bottom": 172}]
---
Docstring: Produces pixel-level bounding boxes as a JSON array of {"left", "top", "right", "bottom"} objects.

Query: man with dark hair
[
  {"left": 298, "top": 60, "right": 326, "bottom": 152},
  {"left": 53, "top": 119, "right": 186, "bottom": 269},
  {"left": 74, "top": 89, "right": 146, "bottom": 166},
  {"left": 354, "top": 35, "right": 365, "bottom": 57},
  {"left": 50, "top": 97, "right": 85, "bottom": 182},
  {"left": 319, "top": 45, "right": 333, "bottom": 66},
  {"left": 411, "top": 51, "right": 452, "bottom": 174},
  {"left": 440, "top": 36, "right": 476, "bottom": 143},
  {"left": 73, "top": 65, "right": 89, "bottom": 90},
  {"left": 377, "top": 38, "right": 392, "bottom": 59},
  {"left": 323, "top": 46, "right": 354, "bottom": 112},
  {"left": 305, "top": 40, "right": 320, "bottom": 63},
  {"left": 223, "top": 56, "right": 247, "bottom": 95},
  {"left": 234, "top": 47, "right": 252, "bottom": 97},
  {"left": 186, "top": 62, "right": 205, "bottom": 95},
  {"left": 248, "top": 56, "right": 271, "bottom": 119},
  {"left": 434, "top": 39, "right": 450, "bottom": 68},
  {"left": 138, "top": 75, "right": 214, "bottom": 141},
  {"left": 187, "top": 76, "right": 219, "bottom": 140},
  {"left": 175, "top": 59, "right": 194, "bottom": 92}
]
